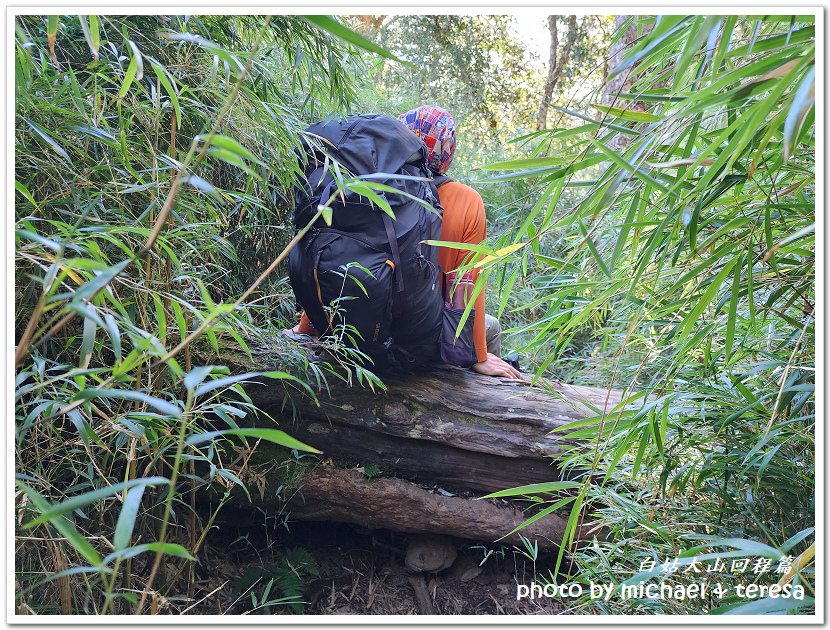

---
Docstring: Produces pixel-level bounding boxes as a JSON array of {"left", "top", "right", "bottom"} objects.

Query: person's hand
[
  {"left": 471, "top": 353, "right": 524, "bottom": 379},
  {"left": 282, "top": 324, "right": 319, "bottom": 340}
]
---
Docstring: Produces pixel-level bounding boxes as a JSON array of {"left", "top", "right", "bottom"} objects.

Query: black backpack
[{"left": 288, "top": 114, "right": 449, "bottom": 372}]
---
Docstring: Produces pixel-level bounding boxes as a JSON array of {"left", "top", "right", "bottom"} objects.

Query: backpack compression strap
[
  {"left": 382, "top": 211, "right": 412, "bottom": 333},
  {"left": 382, "top": 212, "right": 405, "bottom": 293}
]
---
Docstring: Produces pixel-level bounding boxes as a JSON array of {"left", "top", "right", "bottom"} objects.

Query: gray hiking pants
[{"left": 484, "top": 313, "right": 501, "bottom": 358}]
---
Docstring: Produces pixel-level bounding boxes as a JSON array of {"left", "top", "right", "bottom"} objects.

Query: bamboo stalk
[{"left": 46, "top": 538, "right": 72, "bottom": 614}]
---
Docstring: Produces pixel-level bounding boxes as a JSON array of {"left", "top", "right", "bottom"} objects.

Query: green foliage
[
  {"left": 362, "top": 463, "right": 382, "bottom": 480},
  {"left": 233, "top": 547, "right": 320, "bottom": 614},
  {"left": 13, "top": 13, "right": 364, "bottom": 614},
  {"left": 371, "top": 15, "right": 541, "bottom": 144},
  {"left": 476, "top": 14, "right": 815, "bottom": 614}
]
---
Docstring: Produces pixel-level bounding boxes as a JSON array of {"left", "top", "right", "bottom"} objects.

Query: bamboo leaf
[
  {"left": 172, "top": 300, "right": 187, "bottom": 345},
  {"left": 181, "top": 175, "right": 220, "bottom": 198},
  {"left": 552, "top": 105, "right": 641, "bottom": 135},
  {"left": 713, "top": 595, "right": 814, "bottom": 615},
  {"left": 16, "top": 482, "right": 103, "bottom": 567},
  {"left": 478, "top": 481, "right": 581, "bottom": 499},
  {"left": 610, "top": 191, "right": 639, "bottom": 270},
  {"left": 103, "top": 542, "right": 194, "bottom": 565},
  {"left": 478, "top": 156, "right": 574, "bottom": 171},
  {"left": 47, "top": 15, "right": 59, "bottom": 63},
  {"left": 631, "top": 427, "right": 649, "bottom": 479},
  {"left": 497, "top": 498, "right": 576, "bottom": 540},
  {"left": 586, "top": 136, "right": 669, "bottom": 193},
  {"left": 79, "top": 315, "right": 96, "bottom": 365},
  {"left": 67, "top": 124, "right": 117, "bottom": 145},
  {"left": 763, "top": 222, "right": 815, "bottom": 261},
  {"left": 747, "top": 20, "right": 762, "bottom": 55},
  {"left": 163, "top": 32, "right": 244, "bottom": 73},
  {"left": 126, "top": 39, "right": 144, "bottom": 80},
  {"left": 47, "top": 15, "right": 59, "bottom": 39},
  {"left": 679, "top": 258, "right": 738, "bottom": 339},
  {"left": 497, "top": 266, "right": 520, "bottom": 318},
  {"left": 302, "top": 15, "right": 414, "bottom": 68},
  {"left": 89, "top": 15, "right": 100, "bottom": 55},
  {"left": 16, "top": 228, "right": 61, "bottom": 251},
  {"left": 15, "top": 180, "right": 40, "bottom": 211},
  {"left": 423, "top": 240, "right": 495, "bottom": 256},
  {"left": 783, "top": 65, "right": 815, "bottom": 161},
  {"left": 616, "top": 91, "right": 685, "bottom": 102},
  {"left": 207, "top": 146, "right": 252, "bottom": 172},
  {"left": 591, "top": 103, "right": 662, "bottom": 122},
  {"left": 728, "top": 25, "right": 814, "bottom": 58},
  {"left": 72, "top": 258, "right": 132, "bottom": 301},
  {"left": 73, "top": 388, "right": 182, "bottom": 418},
  {"left": 148, "top": 58, "right": 180, "bottom": 129},
  {"left": 23, "top": 477, "right": 168, "bottom": 530},
  {"left": 185, "top": 428, "right": 321, "bottom": 453},
  {"left": 342, "top": 183, "right": 393, "bottom": 218},
  {"left": 645, "top": 157, "right": 715, "bottom": 168},
  {"left": 113, "top": 485, "right": 146, "bottom": 551},
  {"left": 352, "top": 180, "right": 442, "bottom": 215},
  {"left": 184, "top": 365, "right": 215, "bottom": 391},
  {"left": 780, "top": 527, "right": 815, "bottom": 554},
  {"left": 103, "top": 313, "right": 121, "bottom": 363},
  {"left": 321, "top": 204, "right": 333, "bottom": 225},
  {"left": 724, "top": 253, "right": 742, "bottom": 364},
  {"left": 474, "top": 242, "right": 527, "bottom": 268},
  {"left": 578, "top": 221, "right": 611, "bottom": 278},
  {"left": 117, "top": 56, "right": 138, "bottom": 101},
  {"left": 707, "top": 537, "right": 783, "bottom": 559},
  {"left": 198, "top": 133, "right": 261, "bottom": 164},
  {"left": 22, "top": 117, "right": 72, "bottom": 162},
  {"left": 78, "top": 15, "right": 99, "bottom": 61}
]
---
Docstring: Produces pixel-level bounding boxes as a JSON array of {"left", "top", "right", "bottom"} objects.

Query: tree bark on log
[
  {"left": 200, "top": 338, "right": 626, "bottom": 547},
  {"left": 247, "top": 361, "right": 624, "bottom": 494},
  {"left": 282, "top": 468, "right": 585, "bottom": 551}
]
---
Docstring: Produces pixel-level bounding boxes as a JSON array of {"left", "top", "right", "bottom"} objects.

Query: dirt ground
[{"left": 177, "top": 506, "right": 569, "bottom": 616}]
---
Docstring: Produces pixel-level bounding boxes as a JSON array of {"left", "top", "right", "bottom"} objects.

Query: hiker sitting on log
[{"left": 288, "top": 106, "right": 521, "bottom": 380}]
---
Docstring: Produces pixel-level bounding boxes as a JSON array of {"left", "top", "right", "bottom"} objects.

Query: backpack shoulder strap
[{"left": 432, "top": 175, "right": 453, "bottom": 188}]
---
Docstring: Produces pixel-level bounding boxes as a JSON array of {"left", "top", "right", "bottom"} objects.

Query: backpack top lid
[{"left": 300, "top": 113, "right": 427, "bottom": 177}]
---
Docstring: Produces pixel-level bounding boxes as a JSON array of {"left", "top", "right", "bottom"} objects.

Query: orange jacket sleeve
[{"left": 436, "top": 182, "right": 488, "bottom": 363}]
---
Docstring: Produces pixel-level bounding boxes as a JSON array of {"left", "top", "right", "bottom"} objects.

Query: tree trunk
[
  {"left": 198, "top": 337, "right": 626, "bottom": 547},
  {"left": 280, "top": 467, "right": 589, "bottom": 551},
  {"left": 247, "top": 361, "right": 623, "bottom": 494},
  {"left": 348, "top": 15, "right": 386, "bottom": 34},
  {"left": 602, "top": 16, "right": 638, "bottom": 107},
  {"left": 430, "top": 16, "right": 501, "bottom": 133},
  {"left": 601, "top": 15, "right": 655, "bottom": 151},
  {"left": 536, "top": 15, "right": 577, "bottom": 131}
]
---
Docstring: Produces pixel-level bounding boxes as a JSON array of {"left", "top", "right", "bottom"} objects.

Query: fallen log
[
  {"left": 281, "top": 468, "right": 578, "bottom": 551},
  {"left": 246, "top": 360, "right": 624, "bottom": 494},
  {"left": 201, "top": 337, "right": 626, "bottom": 547}
]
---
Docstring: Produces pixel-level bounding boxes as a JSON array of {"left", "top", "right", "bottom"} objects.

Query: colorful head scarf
[{"left": 398, "top": 105, "right": 456, "bottom": 175}]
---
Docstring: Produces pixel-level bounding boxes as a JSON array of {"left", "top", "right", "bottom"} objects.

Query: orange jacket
[
  {"left": 298, "top": 179, "right": 488, "bottom": 362},
  {"left": 434, "top": 181, "right": 488, "bottom": 363}
]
